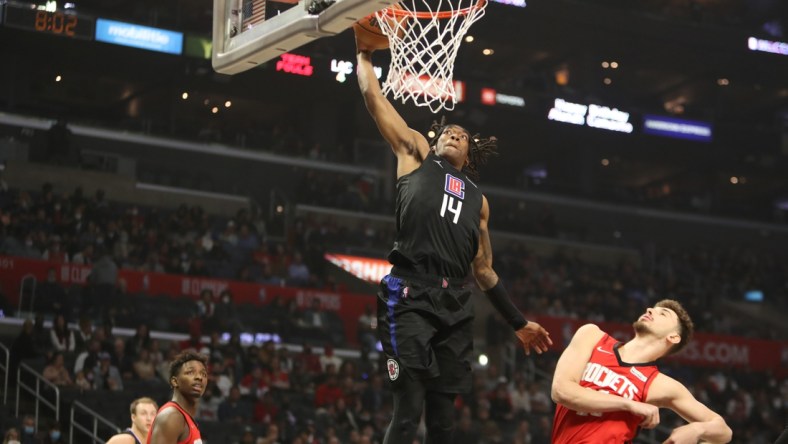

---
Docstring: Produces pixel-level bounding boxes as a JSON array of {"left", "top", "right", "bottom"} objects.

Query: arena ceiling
[{"left": 1, "top": 0, "right": 787, "bottom": 221}]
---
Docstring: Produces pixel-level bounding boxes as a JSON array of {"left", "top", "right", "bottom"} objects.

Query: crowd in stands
[
  {"left": 0, "top": 179, "right": 785, "bottom": 442},
  {"left": 3, "top": 307, "right": 785, "bottom": 443}
]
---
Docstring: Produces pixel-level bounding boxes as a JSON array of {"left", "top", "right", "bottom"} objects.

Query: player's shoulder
[
  {"left": 156, "top": 404, "right": 185, "bottom": 422},
  {"left": 570, "top": 324, "right": 606, "bottom": 345}
]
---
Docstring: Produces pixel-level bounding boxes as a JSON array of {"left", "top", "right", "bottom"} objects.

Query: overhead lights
[
  {"left": 465, "top": 35, "right": 475, "bottom": 43},
  {"left": 211, "top": 106, "right": 219, "bottom": 114},
  {"left": 730, "top": 176, "right": 738, "bottom": 184},
  {"left": 601, "top": 61, "right": 609, "bottom": 68},
  {"left": 482, "top": 48, "right": 494, "bottom": 56},
  {"left": 181, "top": 92, "right": 189, "bottom": 100},
  {"left": 601, "top": 158, "right": 610, "bottom": 166},
  {"left": 603, "top": 77, "right": 612, "bottom": 85},
  {"left": 54, "top": 75, "right": 62, "bottom": 82},
  {"left": 602, "top": 61, "right": 619, "bottom": 69},
  {"left": 610, "top": 61, "right": 619, "bottom": 69},
  {"left": 224, "top": 100, "right": 232, "bottom": 108},
  {"left": 717, "top": 78, "right": 730, "bottom": 86}
]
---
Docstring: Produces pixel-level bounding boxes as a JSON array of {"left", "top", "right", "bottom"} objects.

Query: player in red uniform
[
  {"left": 147, "top": 351, "right": 207, "bottom": 444},
  {"left": 551, "top": 299, "right": 732, "bottom": 444}
]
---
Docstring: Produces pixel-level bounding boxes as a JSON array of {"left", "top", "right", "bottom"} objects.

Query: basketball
[{"left": 353, "top": 4, "right": 406, "bottom": 51}]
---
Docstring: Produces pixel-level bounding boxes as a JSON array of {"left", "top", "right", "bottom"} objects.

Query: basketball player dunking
[
  {"left": 107, "top": 397, "right": 158, "bottom": 444},
  {"left": 356, "top": 31, "right": 552, "bottom": 444},
  {"left": 147, "top": 351, "right": 207, "bottom": 444},
  {"left": 551, "top": 299, "right": 732, "bottom": 444}
]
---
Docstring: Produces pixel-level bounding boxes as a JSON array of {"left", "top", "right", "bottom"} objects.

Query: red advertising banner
[
  {"left": 0, "top": 256, "right": 376, "bottom": 345},
  {"left": 534, "top": 316, "right": 788, "bottom": 375},
  {"left": 2, "top": 255, "right": 785, "bottom": 373}
]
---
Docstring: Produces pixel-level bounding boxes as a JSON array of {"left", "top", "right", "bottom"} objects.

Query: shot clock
[{"left": 3, "top": 2, "right": 94, "bottom": 40}]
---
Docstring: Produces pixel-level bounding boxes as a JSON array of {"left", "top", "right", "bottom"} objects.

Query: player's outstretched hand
[{"left": 515, "top": 321, "right": 552, "bottom": 356}]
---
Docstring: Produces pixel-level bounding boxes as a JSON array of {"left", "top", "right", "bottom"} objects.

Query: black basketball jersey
[{"left": 388, "top": 151, "right": 483, "bottom": 278}]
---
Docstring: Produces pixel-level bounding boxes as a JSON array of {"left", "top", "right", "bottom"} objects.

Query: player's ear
[
  {"left": 667, "top": 332, "right": 681, "bottom": 345},
  {"left": 170, "top": 376, "right": 178, "bottom": 388}
]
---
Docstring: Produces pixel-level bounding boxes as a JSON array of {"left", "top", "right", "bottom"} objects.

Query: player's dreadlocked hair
[{"left": 428, "top": 116, "right": 498, "bottom": 180}]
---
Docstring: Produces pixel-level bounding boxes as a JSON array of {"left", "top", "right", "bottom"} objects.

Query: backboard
[{"left": 212, "top": 0, "right": 399, "bottom": 75}]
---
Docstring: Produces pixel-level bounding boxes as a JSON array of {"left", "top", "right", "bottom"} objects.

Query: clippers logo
[
  {"left": 387, "top": 358, "right": 400, "bottom": 381},
  {"left": 444, "top": 174, "right": 465, "bottom": 199}
]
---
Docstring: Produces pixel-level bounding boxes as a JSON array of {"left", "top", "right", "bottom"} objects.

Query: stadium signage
[
  {"left": 643, "top": 115, "right": 713, "bottom": 142},
  {"left": 95, "top": 18, "right": 183, "bottom": 55},
  {"left": 329, "top": 58, "right": 383, "bottom": 83},
  {"left": 480, "top": 88, "right": 525, "bottom": 107},
  {"left": 548, "top": 98, "right": 633, "bottom": 133},
  {"left": 276, "top": 53, "right": 314, "bottom": 76},
  {"left": 324, "top": 253, "right": 392, "bottom": 283}
]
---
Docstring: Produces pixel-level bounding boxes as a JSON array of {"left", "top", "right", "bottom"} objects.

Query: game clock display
[{"left": 3, "top": 3, "right": 94, "bottom": 40}]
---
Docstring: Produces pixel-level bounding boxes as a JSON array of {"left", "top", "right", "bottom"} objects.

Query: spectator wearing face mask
[
  {"left": 38, "top": 422, "right": 64, "bottom": 444},
  {"left": 18, "top": 416, "right": 35, "bottom": 444}
]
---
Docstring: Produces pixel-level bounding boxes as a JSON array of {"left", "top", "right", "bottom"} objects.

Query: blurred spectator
[
  {"left": 3, "top": 427, "right": 20, "bottom": 444},
  {"left": 132, "top": 348, "right": 157, "bottom": 381},
  {"left": 19, "top": 415, "right": 36, "bottom": 444},
  {"left": 43, "top": 352, "right": 73, "bottom": 386},
  {"left": 287, "top": 251, "right": 310, "bottom": 286},
  {"left": 111, "top": 337, "right": 135, "bottom": 380},
  {"left": 126, "top": 323, "right": 152, "bottom": 358},
  {"left": 73, "top": 316, "right": 93, "bottom": 352},
  {"left": 218, "top": 385, "right": 252, "bottom": 424},
  {"left": 34, "top": 268, "right": 69, "bottom": 315},
  {"left": 49, "top": 314, "right": 75, "bottom": 352},
  {"left": 10, "top": 319, "right": 40, "bottom": 383},
  {"left": 319, "top": 345, "right": 342, "bottom": 373},
  {"left": 93, "top": 351, "right": 123, "bottom": 391},
  {"left": 356, "top": 305, "right": 377, "bottom": 352}
]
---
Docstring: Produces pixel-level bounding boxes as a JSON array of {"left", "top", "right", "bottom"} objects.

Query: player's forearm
[
  {"left": 694, "top": 417, "right": 733, "bottom": 443},
  {"left": 357, "top": 51, "right": 383, "bottom": 103},
  {"left": 551, "top": 380, "right": 633, "bottom": 413}
]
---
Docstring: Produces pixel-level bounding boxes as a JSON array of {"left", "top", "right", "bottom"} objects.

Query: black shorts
[{"left": 377, "top": 272, "right": 474, "bottom": 394}]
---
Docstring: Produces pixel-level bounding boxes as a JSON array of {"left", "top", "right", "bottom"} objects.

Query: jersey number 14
[{"left": 440, "top": 194, "right": 463, "bottom": 224}]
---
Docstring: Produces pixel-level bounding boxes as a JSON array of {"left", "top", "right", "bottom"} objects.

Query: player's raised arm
[
  {"left": 355, "top": 40, "right": 428, "bottom": 175},
  {"left": 472, "top": 196, "right": 551, "bottom": 355},
  {"left": 646, "top": 374, "right": 732, "bottom": 443}
]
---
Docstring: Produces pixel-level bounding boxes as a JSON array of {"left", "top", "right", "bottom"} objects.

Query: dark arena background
[{"left": 0, "top": 0, "right": 786, "bottom": 442}]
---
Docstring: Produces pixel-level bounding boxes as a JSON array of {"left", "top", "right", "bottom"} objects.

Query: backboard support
[{"left": 212, "top": 0, "right": 399, "bottom": 75}]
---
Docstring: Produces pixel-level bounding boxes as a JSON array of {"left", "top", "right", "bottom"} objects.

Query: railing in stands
[
  {"left": 70, "top": 400, "right": 121, "bottom": 444},
  {"left": 16, "top": 362, "right": 60, "bottom": 428},
  {"left": 0, "top": 342, "right": 8, "bottom": 405}
]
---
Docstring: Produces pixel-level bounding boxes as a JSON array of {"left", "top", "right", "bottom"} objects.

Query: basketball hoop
[{"left": 375, "top": 0, "right": 488, "bottom": 113}]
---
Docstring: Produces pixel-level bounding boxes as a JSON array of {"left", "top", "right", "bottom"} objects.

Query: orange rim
[{"left": 380, "top": 0, "right": 487, "bottom": 19}]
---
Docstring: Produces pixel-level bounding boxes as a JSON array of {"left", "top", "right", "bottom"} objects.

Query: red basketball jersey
[
  {"left": 147, "top": 401, "right": 202, "bottom": 444},
  {"left": 552, "top": 333, "right": 660, "bottom": 444}
]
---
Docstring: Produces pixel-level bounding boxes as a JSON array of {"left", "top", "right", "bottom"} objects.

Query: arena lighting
[
  {"left": 181, "top": 92, "right": 188, "bottom": 100},
  {"left": 478, "top": 354, "right": 489, "bottom": 366},
  {"left": 548, "top": 98, "right": 633, "bottom": 133},
  {"left": 747, "top": 37, "right": 788, "bottom": 56},
  {"left": 275, "top": 53, "right": 313, "bottom": 77}
]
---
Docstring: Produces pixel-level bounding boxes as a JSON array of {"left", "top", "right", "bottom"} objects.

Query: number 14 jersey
[{"left": 388, "top": 152, "right": 483, "bottom": 279}]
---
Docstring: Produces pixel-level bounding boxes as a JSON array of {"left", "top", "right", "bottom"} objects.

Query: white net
[{"left": 375, "top": 1, "right": 488, "bottom": 113}]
